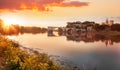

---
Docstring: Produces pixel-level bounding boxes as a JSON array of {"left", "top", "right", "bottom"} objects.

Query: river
[{"left": 7, "top": 32, "right": 120, "bottom": 70}]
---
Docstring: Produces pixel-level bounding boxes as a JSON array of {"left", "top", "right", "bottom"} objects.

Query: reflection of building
[
  {"left": 47, "top": 30, "right": 119, "bottom": 46},
  {"left": 108, "top": 40, "right": 113, "bottom": 45},
  {"left": 105, "top": 40, "right": 113, "bottom": 46},
  {"left": 66, "top": 31, "right": 95, "bottom": 42}
]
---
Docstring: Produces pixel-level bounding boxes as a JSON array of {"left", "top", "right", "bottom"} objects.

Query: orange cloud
[
  {"left": 20, "top": 4, "right": 27, "bottom": 10},
  {"left": 0, "top": 0, "right": 89, "bottom": 12}
]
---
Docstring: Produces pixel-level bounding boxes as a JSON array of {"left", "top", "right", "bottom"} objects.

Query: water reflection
[
  {"left": 0, "top": 23, "right": 119, "bottom": 45},
  {"left": 0, "top": 27, "right": 47, "bottom": 36},
  {"left": 2, "top": 29, "right": 120, "bottom": 45},
  {"left": 47, "top": 31, "right": 120, "bottom": 46},
  {"left": 3, "top": 30, "right": 120, "bottom": 70}
]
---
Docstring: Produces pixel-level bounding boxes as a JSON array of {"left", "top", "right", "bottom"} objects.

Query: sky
[{"left": 0, "top": 0, "right": 120, "bottom": 27}]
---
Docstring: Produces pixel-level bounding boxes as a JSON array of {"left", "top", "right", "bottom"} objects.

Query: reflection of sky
[
  {"left": 8, "top": 33, "right": 120, "bottom": 70},
  {"left": 68, "top": 49, "right": 120, "bottom": 70}
]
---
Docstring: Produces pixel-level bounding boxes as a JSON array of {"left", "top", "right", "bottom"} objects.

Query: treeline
[
  {"left": 94, "top": 24, "right": 120, "bottom": 31},
  {"left": 20, "top": 26, "right": 47, "bottom": 34},
  {"left": 111, "top": 24, "right": 120, "bottom": 31},
  {"left": 0, "top": 19, "right": 47, "bottom": 35}
]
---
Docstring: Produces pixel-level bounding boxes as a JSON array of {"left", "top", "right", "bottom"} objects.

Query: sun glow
[{"left": 1, "top": 15, "right": 22, "bottom": 25}]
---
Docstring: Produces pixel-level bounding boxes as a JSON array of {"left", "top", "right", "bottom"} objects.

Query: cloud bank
[{"left": 0, "top": 0, "right": 89, "bottom": 12}]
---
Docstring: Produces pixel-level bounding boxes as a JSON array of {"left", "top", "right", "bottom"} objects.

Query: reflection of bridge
[{"left": 48, "top": 26, "right": 66, "bottom": 31}]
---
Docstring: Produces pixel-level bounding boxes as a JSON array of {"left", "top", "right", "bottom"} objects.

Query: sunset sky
[{"left": 0, "top": 0, "right": 120, "bottom": 27}]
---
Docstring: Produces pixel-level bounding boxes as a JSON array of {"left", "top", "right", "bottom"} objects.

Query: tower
[
  {"left": 106, "top": 18, "right": 108, "bottom": 25},
  {"left": 109, "top": 20, "right": 114, "bottom": 26}
]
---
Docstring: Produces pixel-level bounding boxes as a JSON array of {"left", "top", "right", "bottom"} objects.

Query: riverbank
[{"left": 0, "top": 36, "right": 62, "bottom": 70}]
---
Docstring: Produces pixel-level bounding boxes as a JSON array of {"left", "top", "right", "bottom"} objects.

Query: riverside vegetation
[{"left": 0, "top": 36, "right": 62, "bottom": 70}]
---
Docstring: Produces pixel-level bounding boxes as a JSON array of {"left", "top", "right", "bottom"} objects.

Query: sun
[
  {"left": 1, "top": 15, "right": 22, "bottom": 26},
  {"left": 2, "top": 17, "right": 21, "bottom": 25}
]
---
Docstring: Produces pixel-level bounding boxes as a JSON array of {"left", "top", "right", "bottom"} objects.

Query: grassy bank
[{"left": 0, "top": 36, "right": 62, "bottom": 70}]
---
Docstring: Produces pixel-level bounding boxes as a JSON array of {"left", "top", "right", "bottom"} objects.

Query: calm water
[{"left": 7, "top": 33, "right": 120, "bottom": 70}]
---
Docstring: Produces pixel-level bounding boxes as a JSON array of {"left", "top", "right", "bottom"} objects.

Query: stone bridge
[{"left": 47, "top": 26, "right": 66, "bottom": 36}]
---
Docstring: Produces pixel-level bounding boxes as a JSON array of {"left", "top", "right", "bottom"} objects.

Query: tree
[
  {"left": 0, "top": 19, "right": 4, "bottom": 27},
  {"left": 0, "top": 19, "right": 4, "bottom": 33},
  {"left": 111, "top": 24, "right": 120, "bottom": 31}
]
